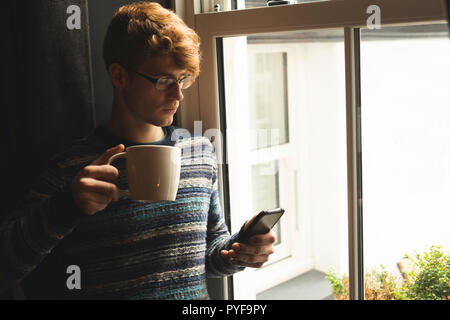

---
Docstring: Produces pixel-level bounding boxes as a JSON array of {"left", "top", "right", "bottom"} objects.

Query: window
[
  {"left": 360, "top": 24, "right": 450, "bottom": 298},
  {"left": 176, "top": 0, "right": 448, "bottom": 300},
  {"left": 251, "top": 161, "right": 281, "bottom": 246},
  {"left": 248, "top": 51, "right": 289, "bottom": 150},
  {"left": 221, "top": 30, "right": 348, "bottom": 298}
]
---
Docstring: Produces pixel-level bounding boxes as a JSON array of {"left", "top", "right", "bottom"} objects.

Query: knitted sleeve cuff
[{"left": 46, "top": 185, "right": 87, "bottom": 236}]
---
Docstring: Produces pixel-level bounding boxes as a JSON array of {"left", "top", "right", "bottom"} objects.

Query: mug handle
[{"left": 106, "top": 152, "right": 131, "bottom": 198}]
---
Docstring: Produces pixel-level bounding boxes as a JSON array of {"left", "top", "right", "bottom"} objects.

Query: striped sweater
[{"left": 0, "top": 125, "right": 244, "bottom": 299}]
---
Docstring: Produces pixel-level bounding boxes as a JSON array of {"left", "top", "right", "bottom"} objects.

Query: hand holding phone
[{"left": 239, "top": 208, "right": 285, "bottom": 243}]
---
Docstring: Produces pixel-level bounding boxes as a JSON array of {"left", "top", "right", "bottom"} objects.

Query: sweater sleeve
[
  {"left": 204, "top": 148, "right": 245, "bottom": 278},
  {"left": 0, "top": 159, "right": 86, "bottom": 293}
]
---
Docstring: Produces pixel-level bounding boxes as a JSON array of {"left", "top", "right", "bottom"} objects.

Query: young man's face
[{"left": 122, "top": 54, "right": 186, "bottom": 128}]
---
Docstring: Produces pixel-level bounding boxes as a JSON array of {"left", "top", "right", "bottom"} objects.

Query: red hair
[{"left": 103, "top": 2, "right": 201, "bottom": 76}]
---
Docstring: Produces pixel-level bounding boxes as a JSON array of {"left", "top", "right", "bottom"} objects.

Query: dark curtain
[{"left": 1, "top": 0, "right": 95, "bottom": 218}]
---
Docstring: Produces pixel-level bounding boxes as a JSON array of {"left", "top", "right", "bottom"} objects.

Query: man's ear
[{"left": 108, "top": 63, "right": 129, "bottom": 89}]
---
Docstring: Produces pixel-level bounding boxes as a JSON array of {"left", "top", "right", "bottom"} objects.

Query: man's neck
[{"left": 107, "top": 107, "right": 165, "bottom": 144}]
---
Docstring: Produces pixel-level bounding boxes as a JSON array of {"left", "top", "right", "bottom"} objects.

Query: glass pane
[
  {"left": 222, "top": 28, "right": 348, "bottom": 299},
  {"left": 241, "top": 0, "right": 324, "bottom": 10},
  {"left": 360, "top": 24, "right": 450, "bottom": 300},
  {"left": 248, "top": 52, "right": 289, "bottom": 150},
  {"left": 251, "top": 161, "right": 281, "bottom": 245}
]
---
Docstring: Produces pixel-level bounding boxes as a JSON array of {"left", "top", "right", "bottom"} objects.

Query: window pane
[
  {"left": 222, "top": 28, "right": 348, "bottom": 299},
  {"left": 360, "top": 24, "right": 450, "bottom": 300},
  {"left": 241, "top": 0, "right": 325, "bottom": 10},
  {"left": 248, "top": 52, "right": 289, "bottom": 150},
  {"left": 251, "top": 161, "right": 281, "bottom": 245}
]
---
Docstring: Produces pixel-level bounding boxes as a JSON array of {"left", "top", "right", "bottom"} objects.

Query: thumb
[
  {"left": 243, "top": 215, "right": 256, "bottom": 232},
  {"left": 91, "top": 144, "right": 125, "bottom": 166}
]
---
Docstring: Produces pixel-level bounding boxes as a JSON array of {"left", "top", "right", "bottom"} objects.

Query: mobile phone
[{"left": 239, "top": 208, "right": 285, "bottom": 243}]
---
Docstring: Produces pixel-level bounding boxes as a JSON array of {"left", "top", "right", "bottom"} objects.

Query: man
[{"left": 0, "top": 2, "right": 275, "bottom": 299}]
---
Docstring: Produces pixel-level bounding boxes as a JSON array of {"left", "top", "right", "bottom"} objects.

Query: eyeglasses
[{"left": 132, "top": 70, "right": 195, "bottom": 91}]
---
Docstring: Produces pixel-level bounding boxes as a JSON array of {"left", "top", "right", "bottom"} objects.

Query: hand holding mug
[
  {"left": 72, "top": 144, "right": 125, "bottom": 216},
  {"left": 72, "top": 144, "right": 181, "bottom": 215}
]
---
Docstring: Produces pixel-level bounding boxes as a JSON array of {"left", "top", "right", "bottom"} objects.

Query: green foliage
[
  {"left": 325, "top": 267, "right": 348, "bottom": 300},
  {"left": 401, "top": 245, "right": 450, "bottom": 300},
  {"left": 325, "top": 266, "right": 402, "bottom": 300},
  {"left": 364, "top": 265, "right": 404, "bottom": 300},
  {"left": 325, "top": 245, "right": 450, "bottom": 300}
]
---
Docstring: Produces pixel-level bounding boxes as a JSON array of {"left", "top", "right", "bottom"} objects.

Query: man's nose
[{"left": 168, "top": 82, "right": 184, "bottom": 101}]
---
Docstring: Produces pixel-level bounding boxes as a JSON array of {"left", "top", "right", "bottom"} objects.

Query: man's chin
[{"left": 153, "top": 115, "right": 174, "bottom": 127}]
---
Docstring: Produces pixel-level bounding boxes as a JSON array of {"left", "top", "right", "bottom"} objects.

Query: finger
[
  {"left": 229, "top": 259, "right": 264, "bottom": 269},
  {"left": 79, "top": 165, "right": 119, "bottom": 182},
  {"left": 91, "top": 144, "right": 125, "bottom": 166},
  {"left": 243, "top": 215, "right": 256, "bottom": 231},
  {"left": 77, "top": 177, "right": 120, "bottom": 200},
  {"left": 78, "top": 189, "right": 114, "bottom": 206},
  {"left": 221, "top": 249, "right": 236, "bottom": 258},
  {"left": 225, "top": 248, "right": 269, "bottom": 268},
  {"left": 230, "top": 251, "right": 270, "bottom": 264},
  {"left": 232, "top": 242, "right": 274, "bottom": 256},
  {"left": 247, "top": 231, "right": 277, "bottom": 246},
  {"left": 221, "top": 250, "right": 241, "bottom": 265}
]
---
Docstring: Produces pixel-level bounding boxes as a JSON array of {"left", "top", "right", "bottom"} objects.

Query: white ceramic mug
[{"left": 107, "top": 145, "right": 181, "bottom": 202}]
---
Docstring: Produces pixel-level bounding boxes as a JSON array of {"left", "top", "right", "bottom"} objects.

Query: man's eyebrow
[{"left": 152, "top": 72, "right": 187, "bottom": 78}]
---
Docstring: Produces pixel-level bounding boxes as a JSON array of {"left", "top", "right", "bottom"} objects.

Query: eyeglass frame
[{"left": 130, "top": 69, "right": 195, "bottom": 91}]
